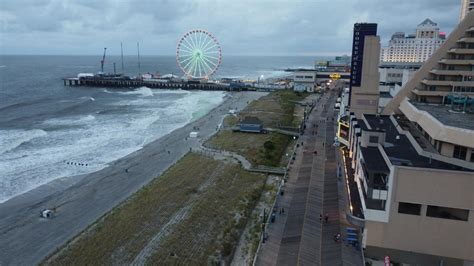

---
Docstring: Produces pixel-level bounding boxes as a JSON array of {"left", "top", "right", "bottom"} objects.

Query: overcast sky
[{"left": 0, "top": 0, "right": 461, "bottom": 56}]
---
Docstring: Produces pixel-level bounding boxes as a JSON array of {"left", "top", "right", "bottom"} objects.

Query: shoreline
[
  {"left": 0, "top": 91, "right": 268, "bottom": 265},
  {"left": 0, "top": 88, "right": 225, "bottom": 205}
]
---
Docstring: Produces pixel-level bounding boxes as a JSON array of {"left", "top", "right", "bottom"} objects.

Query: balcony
[
  {"left": 412, "top": 89, "right": 450, "bottom": 96},
  {"left": 457, "top": 37, "right": 474, "bottom": 43},
  {"left": 451, "top": 81, "right": 474, "bottom": 87},
  {"left": 421, "top": 79, "right": 457, "bottom": 86},
  {"left": 429, "top": 69, "right": 474, "bottom": 76},
  {"left": 438, "top": 59, "right": 474, "bottom": 65},
  {"left": 448, "top": 48, "right": 474, "bottom": 54}
]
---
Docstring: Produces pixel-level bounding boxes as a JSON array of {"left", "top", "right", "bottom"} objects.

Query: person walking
[{"left": 324, "top": 213, "right": 329, "bottom": 223}]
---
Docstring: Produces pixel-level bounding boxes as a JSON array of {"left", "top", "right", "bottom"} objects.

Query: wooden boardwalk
[{"left": 255, "top": 89, "right": 363, "bottom": 266}]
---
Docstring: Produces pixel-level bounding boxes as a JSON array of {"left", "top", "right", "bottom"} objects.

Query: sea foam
[
  {"left": 0, "top": 129, "right": 47, "bottom": 155},
  {"left": 0, "top": 89, "right": 226, "bottom": 203}
]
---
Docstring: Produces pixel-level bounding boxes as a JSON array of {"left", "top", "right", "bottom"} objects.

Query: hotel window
[
  {"left": 426, "top": 205, "right": 469, "bottom": 221},
  {"left": 398, "top": 202, "right": 421, "bottom": 215},
  {"left": 453, "top": 145, "right": 467, "bottom": 160}
]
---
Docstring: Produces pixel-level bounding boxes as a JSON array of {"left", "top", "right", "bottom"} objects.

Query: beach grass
[
  {"left": 44, "top": 153, "right": 266, "bottom": 265},
  {"left": 238, "top": 90, "right": 307, "bottom": 127},
  {"left": 207, "top": 89, "right": 307, "bottom": 166}
]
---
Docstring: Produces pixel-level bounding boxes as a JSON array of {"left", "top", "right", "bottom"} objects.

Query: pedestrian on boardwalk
[
  {"left": 324, "top": 214, "right": 329, "bottom": 223},
  {"left": 282, "top": 208, "right": 285, "bottom": 214}
]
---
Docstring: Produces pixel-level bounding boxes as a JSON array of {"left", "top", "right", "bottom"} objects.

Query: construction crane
[{"left": 100, "top": 47, "right": 107, "bottom": 73}]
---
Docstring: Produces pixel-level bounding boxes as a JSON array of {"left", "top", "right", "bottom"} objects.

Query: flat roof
[
  {"left": 357, "top": 119, "right": 369, "bottom": 130},
  {"left": 240, "top": 116, "right": 262, "bottom": 125},
  {"left": 361, "top": 115, "right": 471, "bottom": 172},
  {"left": 411, "top": 102, "right": 474, "bottom": 131},
  {"left": 360, "top": 147, "right": 390, "bottom": 173}
]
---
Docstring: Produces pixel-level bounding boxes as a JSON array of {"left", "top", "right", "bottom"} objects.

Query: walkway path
[{"left": 255, "top": 89, "right": 363, "bottom": 266}]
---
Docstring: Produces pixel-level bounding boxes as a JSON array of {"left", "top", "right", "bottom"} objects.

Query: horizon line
[{"left": 0, "top": 53, "right": 350, "bottom": 57}]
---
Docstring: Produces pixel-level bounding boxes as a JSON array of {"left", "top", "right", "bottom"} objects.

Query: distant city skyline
[{"left": 0, "top": 0, "right": 460, "bottom": 56}]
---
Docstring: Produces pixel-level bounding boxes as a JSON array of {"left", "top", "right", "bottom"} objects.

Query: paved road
[{"left": 0, "top": 91, "right": 267, "bottom": 265}]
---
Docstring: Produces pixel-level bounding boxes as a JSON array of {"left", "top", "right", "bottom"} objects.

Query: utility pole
[{"left": 113, "top": 63, "right": 116, "bottom": 75}]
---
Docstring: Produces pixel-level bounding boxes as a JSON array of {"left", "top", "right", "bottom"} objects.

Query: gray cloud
[{"left": 0, "top": 0, "right": 460, "bottom": 55}]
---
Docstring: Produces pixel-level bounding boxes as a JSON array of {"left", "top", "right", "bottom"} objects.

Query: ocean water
[{"left": 0, "top": 55, "right": 322, "bottom": 202}]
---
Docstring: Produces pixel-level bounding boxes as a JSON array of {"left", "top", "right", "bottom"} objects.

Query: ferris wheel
[{"left": 176, "top": 29, "right": 222, "bottom": 79}]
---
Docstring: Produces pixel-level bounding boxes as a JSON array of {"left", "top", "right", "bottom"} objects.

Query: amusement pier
[
  {"left": 63, "top": 76, "right": 234, "bottom": 90},
  {"left": 63, "top": 31, "right": 295, "bottom": 91}
]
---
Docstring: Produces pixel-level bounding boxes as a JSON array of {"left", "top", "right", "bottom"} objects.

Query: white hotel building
[{"left": 380, "top": 19, "right": 445, "bottom": 63}]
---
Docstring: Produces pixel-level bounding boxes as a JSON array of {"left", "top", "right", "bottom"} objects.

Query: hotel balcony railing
[
  {"left": 421, "top": 79, "right": 458, "bottom": 86},
  {"left": 412, "top": 89, "right": 450, "bottom": 96},
  {"left": 438, "top": 58, "right": 474, "bottom": 65},
  {"left": 448, "top": 48, "right": 474, "bottom": 54},
  {"left": 429, "top": 69, "right": 474, "bottom": 76},
  {"left": 457, "top": 37, "right": 474, "bottom": 43}
]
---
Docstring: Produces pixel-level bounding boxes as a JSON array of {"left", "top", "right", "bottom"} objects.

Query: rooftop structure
[
  {"left": 411, "top": 101, "right": 474, "bottom": 130},
  {"left": 349, "top": 23, "right": 380, "bottom": 118},
  {"left": 380, "top": 19, "right": 445, "bottom": 63}
]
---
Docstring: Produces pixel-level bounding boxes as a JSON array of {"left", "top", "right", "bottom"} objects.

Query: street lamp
[{"left": 257, "top": 74, "right": 264, "bottom": 87}]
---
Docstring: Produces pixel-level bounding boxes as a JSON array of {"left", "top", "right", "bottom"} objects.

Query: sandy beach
[{"left": 0, "top": 91, "right": 267, "bottom": 265}]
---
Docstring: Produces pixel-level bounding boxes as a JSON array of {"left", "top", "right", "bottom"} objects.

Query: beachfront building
[
  {"left": 380, "top": 19, "right": 445, "bottom": 63},
  {"left": 349, "top": 23, "right": 380, "bottom": 118},
  {"left": 344, "top": 113, "right": 473, "bottom": 265},
  {"left": 339, "top": 11, "right": 474, "bottom": 265},
  {"left": 461, "top": 0, "right": 474, "bottom": 21},
  {"left": 293, "top": 71, "right": 315, "bottom": 92}
]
